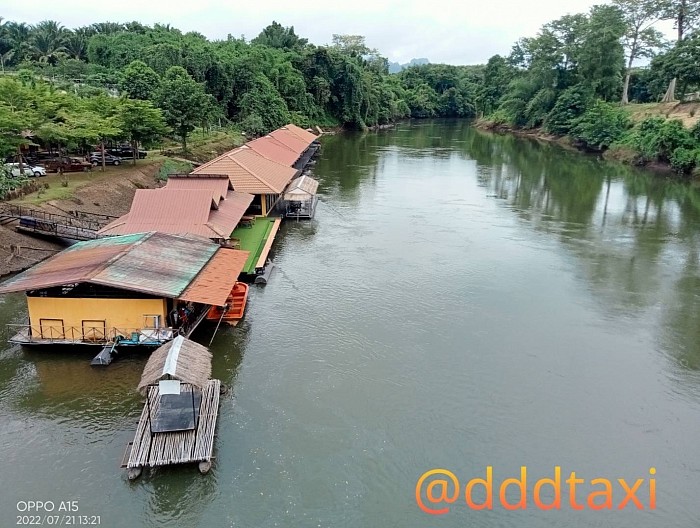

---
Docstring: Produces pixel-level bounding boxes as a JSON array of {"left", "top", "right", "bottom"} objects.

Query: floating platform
[
  {"left": 231, "top": 216, "right": 282, "bottom": 276},
  {"left": 126, "top": 379, "right": 221, "bottom": 478}
]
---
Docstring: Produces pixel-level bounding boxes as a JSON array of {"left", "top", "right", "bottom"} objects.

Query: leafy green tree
[
  {"left": 476, "top": 55, "right": 517, "bottom": 116},
  {"left": 544, "top": 85, "right": 593, "bottom": 134},
  {"left": 0, "top": 78, "right": 41, "bottom": 164},
  {"left": 252, "top": 22, "right": 307, "bottom": 50},
  {"left": 577, "top": 5, "right": 627, "bottom": 101},
  {"left": 613, "top": 0, "right": 667, "bottom": 103},
  {"left": 238, "top": 74, "right": 290, "bottom": 133},
  {"left": 660, "top": 0, "right": 700, "bottom": 101},
  {"left": 117, "top": 99, "right": 168, "bottom": 164},
  {"left": 651, "top": 33, "right": 700, "bottom": 99},
  {"left": 155, "top": 66, "right": 211, "bottom": 151},
  {"left": 120, "top": 60, "right": 160, "bottom": 100}
]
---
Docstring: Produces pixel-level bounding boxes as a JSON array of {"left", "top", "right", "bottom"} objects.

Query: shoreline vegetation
[
  {"left": 1, "top": 2, "right": 699, "bottom": 182},
  {"left": 474, "top": 101, "right": 700, "bottom": 178}
]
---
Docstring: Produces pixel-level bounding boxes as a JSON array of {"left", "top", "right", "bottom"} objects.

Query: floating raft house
[{"left": 125, "top": 335, "right": 221, "bottom": 479}]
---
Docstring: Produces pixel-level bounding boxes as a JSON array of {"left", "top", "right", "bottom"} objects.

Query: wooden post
[{"left": 260, "top": 195, "right": 267, "bottom": 217}]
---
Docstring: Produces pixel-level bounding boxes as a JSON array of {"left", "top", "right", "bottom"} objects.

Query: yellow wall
[{"left": 27, "top": 297, "right": 167, "bottom": 336}]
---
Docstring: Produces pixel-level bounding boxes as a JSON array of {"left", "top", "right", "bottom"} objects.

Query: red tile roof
[
  {"left": 179, "top": 248, "right": 249, "bottom": 306},
  {"left": 268, "top": 129, "right": 309, "bottom": 155},
  {"left": 191, "top": 148, "right": 298, "bottom": 194},
  {"left": 245, "top": 136, "right": 299, "bottom": 166},
  {"left": 281, "top": 123, "right": 318, "bottom": 144}
]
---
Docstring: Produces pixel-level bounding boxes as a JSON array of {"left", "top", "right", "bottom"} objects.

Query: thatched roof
[{"left": 137, "top": 336, "right": 212, "bottom": 395}]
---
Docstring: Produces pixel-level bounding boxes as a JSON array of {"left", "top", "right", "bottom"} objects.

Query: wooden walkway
[{"left": 127, "top": 379, "right": 220, "bottom": 475}]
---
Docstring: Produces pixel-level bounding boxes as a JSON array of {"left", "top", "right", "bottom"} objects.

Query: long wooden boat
[{"left": 205, "top": 282, "right": 249, "bottom": 325}]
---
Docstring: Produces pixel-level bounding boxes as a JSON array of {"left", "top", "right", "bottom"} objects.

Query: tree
[
  {"left": 577, "top": 5, "right": 627, "bottom": 101},
  {"left": 29, "top": 20, "right": 67, "bottom": 64},
  {"left": 651, "top": 33, "right": 700, "bottom": 99},
  {"left": 117, "top": 99, "right": 168, "bottom": 164},
  {"left": 120, "top": 60, "right": 160, "bottom": 100},
  {"left": 660, "top": 0, "right": 700, "bottom": 101},
  {"left": 155, "top": 66, "right": 211, "bottom": 151},
  {"left": 64, "top": 29, "right": 89, "bottom": 60},
  {"left": 331, "top": 34, "right": 373, "bottom": 56},
  {"left": 238, "top": 74, "right": 290, "bottom": 134},
  {"left": 252, "top": 22, "right": 307, "bottom": 50},
  {"left": 613, "top": 0, "right": 667, "bottom": 103}
]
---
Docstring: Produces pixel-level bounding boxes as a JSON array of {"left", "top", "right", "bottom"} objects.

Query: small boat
[{"left": 206, "top": 282, "right": 249, "bottom": 325}]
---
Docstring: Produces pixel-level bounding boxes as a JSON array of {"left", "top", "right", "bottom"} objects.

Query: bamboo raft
[{"left": 126, "top": 379, "right": 221, "bottom": 478}]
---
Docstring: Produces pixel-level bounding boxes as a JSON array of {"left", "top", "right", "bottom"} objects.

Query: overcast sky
[{"left": 3, "top": 0, "right": 677, "bottom": 65}]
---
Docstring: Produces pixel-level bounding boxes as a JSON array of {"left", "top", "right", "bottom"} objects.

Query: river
[{"left": 1, "top": 119, "right": 699, "bottom": 527}]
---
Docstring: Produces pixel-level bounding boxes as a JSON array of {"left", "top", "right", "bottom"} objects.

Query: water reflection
[{"left": 461, "top": 126, "right": 700, "bottom": 376}]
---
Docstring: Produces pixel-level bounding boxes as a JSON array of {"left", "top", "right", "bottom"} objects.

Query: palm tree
[
  {"left": 30, "top": 20, "right": 67, "bottom": 64},
  {"left": 5, "top": 21, "right": 32, "bottom": 63},
  {"left": 0, "top": 49, "right": 14, "bottom": 73},
  {"left": 64, "top": 29, "right": 89, "bottom": 60},
  {"left": 90, "top": 22, "right": 124, "bottom": 34}
]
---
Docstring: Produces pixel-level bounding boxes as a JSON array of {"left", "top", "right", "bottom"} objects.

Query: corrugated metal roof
[
  {"left": 268, "top": 129, "right": 309, "bottom": 155},
  {"left": 98, "top": 189, "right": 222, "bottom": 238},
  {"left": 166, "top": 175, "right": 232, "bottom": 201},
  {"left": 245, "top": 137, "right": 299, "bottom": 166},
  {"left": 0, "top": 232, "right": 220, "bottom": 299},
  {"left": 282, "top": 123, "right": 318, "bottom": 144},
  {"left": 179, "top": 248, "right": 249, "bottom": 306},
  {"left": 0, "top": 233, "right": 147, "bottom": 293},
  {"left": 191, "top": 148, "right": 298, "bottom": 195},
  {"left": 284, "top": 176, "right": 319, "bottom": 200}
]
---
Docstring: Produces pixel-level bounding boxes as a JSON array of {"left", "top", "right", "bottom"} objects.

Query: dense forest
[{"left": 1, "top": 0, "right": 700, "bottom": 175}]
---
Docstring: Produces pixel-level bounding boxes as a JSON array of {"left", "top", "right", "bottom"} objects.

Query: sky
[{"left": 3, "top": 0, "right": 678, "bottom": 65}]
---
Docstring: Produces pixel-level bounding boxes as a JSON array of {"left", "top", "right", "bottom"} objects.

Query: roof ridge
[{"left": 228, "top": 152, "right": 276, "bottom": 193}]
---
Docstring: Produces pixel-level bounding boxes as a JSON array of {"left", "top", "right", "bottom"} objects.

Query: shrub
[
  {"left": 670, "top": 147, "right": 700, "bottom": 175},
  {"left": 156, "top": 159, "right": 192, "bottom": 181},
  {"left": 631, "top": 117, "right": 694, "bottom": 162},
  {"left": 571, "top": 100, "right": 631, "bottom": 151},
  {"left": 544, "top": 86, "right": 593, "bottom": 135}
]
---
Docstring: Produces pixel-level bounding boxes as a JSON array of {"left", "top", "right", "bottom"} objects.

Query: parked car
[
  {"left": 45, "top": 157, "right": 93, "bottom": 173},
  {"left": 90, "top": 152, "right": 123, "bottom": 166},
  {"left": 107, "top": 146, "right": 147, "bottom": 159},
  {"left": 3, "top": 162, "right": 47, "bottom": 177}
]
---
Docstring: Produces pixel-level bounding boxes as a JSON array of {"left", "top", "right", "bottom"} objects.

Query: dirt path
[{"left": 0, "top": 160, "right": 162, "bottom": 277}]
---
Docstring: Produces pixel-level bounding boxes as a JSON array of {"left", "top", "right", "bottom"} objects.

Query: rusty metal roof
[
  {"left": 282, "top": 123, "right": 318, "bottom": 144},
  {"left": 284, "top": 176, "right": 319, "bottom": 200},
  {"left": 0, "top": 232, "right": 222, "bottom": 299},
  {"left": 268, "top": 129, "right": 309, "bottom": 155},
  {"left": 179, "top": 248, "right": 249, "bottom": 306},
  {"left": 191, "top": 148, "right": 298, "bottom": 194},
  {"left": 245, "top": 137, "right": 299, "bottom": 166}
]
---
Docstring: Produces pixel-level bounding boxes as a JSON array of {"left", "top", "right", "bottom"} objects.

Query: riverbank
[
  {"left": 0, "top": 130, "right": 249, "bottom": 278},
  {"left": 474, "top": 115, "right": 699, "bottom": 178}
]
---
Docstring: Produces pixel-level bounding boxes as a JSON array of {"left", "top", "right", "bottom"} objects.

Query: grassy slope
[{"left": 624, "top": 101, "right": 700, "bottom": 128}]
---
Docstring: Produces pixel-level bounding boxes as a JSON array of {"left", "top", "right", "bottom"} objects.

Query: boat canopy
[{"left": 284, "top": 176, "right": 319, "bottom": 201}]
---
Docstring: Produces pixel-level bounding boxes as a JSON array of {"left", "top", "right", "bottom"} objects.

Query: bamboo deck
[{"left": 127, "top": 379, "right": 221, "bottom": 471}]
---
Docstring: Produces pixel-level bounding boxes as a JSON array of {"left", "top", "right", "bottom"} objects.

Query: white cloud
[{"left": 2, "top": 0, "right": 679, "bottom": 64}]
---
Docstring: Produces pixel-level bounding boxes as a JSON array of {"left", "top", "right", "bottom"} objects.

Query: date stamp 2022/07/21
[{"left": 15, "top": 500, "right": 101, "bottom": 525}]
